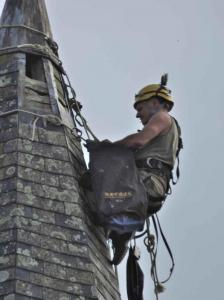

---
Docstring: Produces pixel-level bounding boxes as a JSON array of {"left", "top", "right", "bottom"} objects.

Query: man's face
[{"left": 135, "top": 98, "right": 159, "bottom": 125}]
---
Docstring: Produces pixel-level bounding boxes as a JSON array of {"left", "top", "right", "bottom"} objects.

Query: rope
[
  {"left": 137, "top": 215, "right": 175, "bottom": 300},
  {"left": 0, "top": 109, "right": 82, "bottom": 142}
]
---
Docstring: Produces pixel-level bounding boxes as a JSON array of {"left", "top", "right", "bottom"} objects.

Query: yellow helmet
[{"left": 134, "top": 74, "right": 174, "bottom": 111}]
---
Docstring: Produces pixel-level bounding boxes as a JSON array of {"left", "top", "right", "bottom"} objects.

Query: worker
[{"left": 110, "top": 74, "right": 181, "bottom": 264}]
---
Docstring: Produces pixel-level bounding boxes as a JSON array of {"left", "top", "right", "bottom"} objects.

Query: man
[
  {"left": 82, "top": 74, "right": 181, "bottom": 265},
  {"left": 115, "top": 74, "right": 179, "bottom": 215},
  {"left": 110, "top": 74, "right": 181, "bottom": 264}
]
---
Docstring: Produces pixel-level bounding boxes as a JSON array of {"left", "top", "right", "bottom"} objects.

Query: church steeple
[
  {"left": 0, "top": 1, "right": 121, "bottom": 299},
  {"left": 0, "top": 0, "right": 52, "bottom": 48}
]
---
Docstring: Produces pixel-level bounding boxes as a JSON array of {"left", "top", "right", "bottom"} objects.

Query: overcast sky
[{"left": 1, "top": 0, "right": 224, "bottom": 299}]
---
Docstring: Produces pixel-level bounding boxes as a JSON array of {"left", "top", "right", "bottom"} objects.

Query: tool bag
[{"left": 87, "top": 141, "right": 148, "bottom": 233}]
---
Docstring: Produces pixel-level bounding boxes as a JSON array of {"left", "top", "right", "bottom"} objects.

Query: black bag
[
  {"left": 127, "top": 246, "right": 144, "bottom": 300},
  {"left": 87, "top": 141, "right": 148, "bottom": 233}
]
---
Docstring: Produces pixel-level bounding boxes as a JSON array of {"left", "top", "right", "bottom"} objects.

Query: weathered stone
[
  {"left": 0, "top": 231, "right": 15, "bottom": 244},
  {"left": 3, "top": 140, "right": 17, "bottom": 153},
  {"left": 15, "top": 281, "right": 43, "bottom": 299},
  {"left": 59, "top": 175, "right": 78, "bottom": 191},
  {"left": 0, "top": 153, "right": 17, "bottom": 167},
  {"left": 17, "top": 229, "right": 42, "bottom": 248},
  {"left": 0, "top": 191, "right": 17, "bottom": 206},
  {"left": 0, "top": 255, "right": 15, "bottom": 270},
  {"left": 18, "top": 152, "right": 45, "bottom": 171},
  {"left": 18, "top": 138, "right": 70, "bottom": 160},
  {"left": 3, "top": 294, "right": 16, "bottom": 300},
  {"left": 0, "top": 98, "right": 17, "bottom": 113},
  {"left": 43, "top": 288, "right": 73, "bottom": 300},
  {"left": 18, "top": 166, "right": 59, "bottom": 187},
  {"left": 55, "top": 214, "right": 84, "bottom": 231},
  {"left": 0, "top": 114, "right": 18, "bottom": 130},
  {"left": 0, "top": 128, "right": 18, "bottom": 142},
  {"left": 0, "top": 166, "right": 16, "bottom": 180},
  {"left": 17, "top": 255, "right": 43, "bottom": 273},
  {"left": 17, "top": 192, "right": 65, "bottom": 213},
  {"left": 0, "top": 281, "right": 14, "bottom": 296},
  {"left": 64, "top": 203, "right": 82, "bottom": 217},
  {"left": 15, "top": 268, "right": 30, "bottom": 282},
  {"left": 14, "top": 216, "right": 42, "bottom": 233},
  {"left": 0, "top": 242, "right": 16, "bottom": 256},
  {"left": 45, "top": 158, "right": 74, "bottom": 176},
  {"left": 0, "top": 86, "right": 17, "bottom": 102},
  {"left": 0, "top": 178, "right": 16, "bottom": 193},
  {"left": 37, "top": 127, "right": 67, "bottom": 146},
  {"left": 0, "top": 271, "right": 10, "bottom": 282},
  {"left": 0, "top": 72, "right": 18, "bottom": 88}
]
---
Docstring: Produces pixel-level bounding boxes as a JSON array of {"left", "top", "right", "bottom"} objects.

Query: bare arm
[{"left": 115, "top": 112, "right": 171, "bottom": 149}]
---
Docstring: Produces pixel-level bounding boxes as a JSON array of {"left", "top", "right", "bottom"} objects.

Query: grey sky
[{"left": 1, "top": 0, "right": 223, "bottom": 299}]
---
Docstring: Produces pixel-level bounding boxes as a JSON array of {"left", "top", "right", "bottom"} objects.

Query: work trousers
[{"left": 138, "top": 168, "right": 168, "bottom": 215}]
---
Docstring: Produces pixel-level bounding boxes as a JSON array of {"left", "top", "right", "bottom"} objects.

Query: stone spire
[{"left": 0, "top": 0, "right": 121, "bottom": 299}]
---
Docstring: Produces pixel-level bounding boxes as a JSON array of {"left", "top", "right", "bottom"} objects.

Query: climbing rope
[{"left": 134, "top": 215, "right": 175, "bottom": 300}]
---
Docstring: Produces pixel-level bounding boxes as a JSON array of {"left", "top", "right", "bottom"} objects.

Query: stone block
[
  {"left": 18, "top": 166, "right": 59, "bottom": 187},
  {"left": 0, "top": 86, "right": 17, "bottom": 102},
  {"left": 45, "top": 158, "right": 74, "bottom": 176},
  {"left": 15, "top": 280, "right": 43, "bottom": 299},
  {"left": 17, "top": 229, "right": 42, "bottom": 248},
  {"left": 0, "top": 281, "right": 14, "bottom": 296},
  {"left": 43, "top": 288, "right": 73, "bottom": 300},
  {"left": 64, "top": 203, "right": 83, "bottom": 217},
  {"left": 59, "top": 175, "right": 78, "bottom": 191},
  {"left": 37, "top": 127, "right": 67, "bottom": 147},
  {"left": 0, "top": 191, "right": 17, "bottom": 206},
  {"left": 0, "top": 255, "right": 15, "bottom": 270},
  {"left": 17, "top": 192, "right": 65, "bottom": 214},
  {"left": 18, "top": 139, "right": 70, "bottom": 161},
  {"left": 17, "top": 255, "right": 44, "bottom": 273},
  {"left": 0, "top": 178, "right": 16, "bottom": 193},
  {"left": 55, "top": 214, "right": 84, "bottom": 231},
  {"left": 0, "top": 72, "right": 18, "bottom": 88},
  {"left": 14, "top": 216, "right": 42, "bottom": 233},
  {"left": 0, "top": 114, "right": 18, "bottom": 130},
  {"left": 0, "top": 153, "right": 17, "bottom": 167},
  {"left": 0, "top": 230, "right": 16, "bottom": 244},
  {"left": 0, "top": 98, "right": 17, "bottom": 113},
  {"left": 0, "top": 242, "right": 16, "bottom": 256},
  {"left": 0, "top": 128, "right": 18, "bottom": 142},
  {"left": 0, "top": 166, "right": 17, "bottom": 180},
  {"left": 18, "top": 153, "right": 45, "bottom": 171},
  {"left": 3, "top": 140, "right": 17, "bottom": 153}
]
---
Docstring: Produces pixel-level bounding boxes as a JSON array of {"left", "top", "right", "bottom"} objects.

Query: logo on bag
[{"left": 104, "top": 192, "right": 133, "bottom": 199}]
